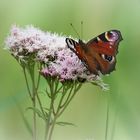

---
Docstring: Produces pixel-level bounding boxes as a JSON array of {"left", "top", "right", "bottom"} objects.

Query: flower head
[
  {"left": 5, "top": 25, "right": 48, "bottom": 63},
  {"left": 5, "top": 25, "right": 107, "bottom": 89}
]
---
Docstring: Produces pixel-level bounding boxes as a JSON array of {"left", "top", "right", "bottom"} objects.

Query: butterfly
[{"left": 66, "top": 30, "right": 123, "bottom": 75}]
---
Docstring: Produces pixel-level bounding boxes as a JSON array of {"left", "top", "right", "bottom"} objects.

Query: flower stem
[
  {"left": 58, "top": 83, "right": 82, "bottom": 117},
  {"left": 44, "top": 97, "right": 54, "bottom": 140},
  {"left": 47, "top": 116, "right": 57, "bottom": 140},
  {"left": 23, "top": 67, "right": 32, "bottom": 99},
  {"left": 44, "top": 80, "right": 82, "bottom": 140},
  {"left": 105, "top": 94, "right": 110, "bottom": 140},
  {"left": 44, "top": 78, "right": 55, "bottom": 140},
  {"left": 23, "top": 64, "right": 37, "bottom": 140},
  {"left": 32, "top": 97, "right": 36, "bottom": 140}
]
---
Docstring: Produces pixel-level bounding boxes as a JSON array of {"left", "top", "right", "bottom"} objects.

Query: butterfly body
[{"left": 66, "top": 30, "right": 123, "bottom": 75}]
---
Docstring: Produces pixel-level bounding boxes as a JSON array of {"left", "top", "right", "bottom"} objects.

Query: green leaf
[
  {"left": 43, "top": 107, "right": 50, "bottom": 111},
  {"left": 27, "top": 107, "right": 47, "bottom": 121},
  {"left": 56, "top": 121, "right": 76, "bottom": 127}
]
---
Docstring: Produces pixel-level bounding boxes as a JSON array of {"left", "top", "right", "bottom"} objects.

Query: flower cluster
[
  {"left": 5, "top": 25, "right": 49, "bottom": 62},
  {"left": 5, "top": 25, "right": 106, "bottom": 88}
]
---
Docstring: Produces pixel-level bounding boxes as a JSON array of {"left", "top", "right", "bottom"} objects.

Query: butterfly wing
[
  {"left": 66, "top": 38, "right": 99, "bottom": 75},
  {"left": 66, "top": 30, "right": 123, "bottom": 75},
  {"left": 84, "top": 30, "right": 123, "bottom": 74},
  {"left": 65, "top": 38, "right": 82, "bottom": 59}
]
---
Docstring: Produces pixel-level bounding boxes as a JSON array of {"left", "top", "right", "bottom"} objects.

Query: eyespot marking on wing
[
  {"left": 101, "top": 54, "right": 115, "bottom": 63},
  {"left": 105, "top": 31, "right": 119, "bottom": 42}
]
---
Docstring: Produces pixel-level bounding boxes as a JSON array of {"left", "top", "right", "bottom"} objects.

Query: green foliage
[
  {"left": 27, "top": 107, "right": 47, "bottom": 121},
  {"left": 56, "top": 121, "right": 76, "bottom": 127}
]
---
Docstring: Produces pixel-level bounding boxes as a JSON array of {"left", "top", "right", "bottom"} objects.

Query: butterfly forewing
[{"left": 66, "top": 38, "right": 86, "bottom": 61}]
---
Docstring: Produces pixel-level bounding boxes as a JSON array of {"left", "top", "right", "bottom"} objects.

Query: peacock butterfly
[{"left": 66, "top": 30, "right": 123, "bottom": 75}]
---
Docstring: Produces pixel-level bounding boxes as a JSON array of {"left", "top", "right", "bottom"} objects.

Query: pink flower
[
  {"left": 5, "top": 25, "right": 107, "bottom": 90},
  {"left": 5, "top": 25, "right": 48, "bottom": 62}
]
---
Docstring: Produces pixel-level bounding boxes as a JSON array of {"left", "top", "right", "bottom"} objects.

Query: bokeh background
[{"left": 0, "top": 0, "right": 140, "bottom": 140}]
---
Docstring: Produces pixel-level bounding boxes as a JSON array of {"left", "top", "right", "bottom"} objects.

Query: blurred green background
[{"left": 0, "top": 0, "right": 140, "bottom": 140}]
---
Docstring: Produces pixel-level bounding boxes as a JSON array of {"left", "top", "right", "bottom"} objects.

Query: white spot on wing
[
  {"left": 105, "top": 32, "right": 109, "bottom": 41},
  {"left": 97, "top": 37, "right": 101, "bottom": 41}
]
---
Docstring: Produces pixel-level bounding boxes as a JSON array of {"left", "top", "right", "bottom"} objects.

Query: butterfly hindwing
[{"left": 85, "top": 30, "right": 122, "bottom": 74}]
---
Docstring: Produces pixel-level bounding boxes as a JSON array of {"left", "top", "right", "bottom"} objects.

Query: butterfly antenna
[
  {"left": 70, "top": 23, "right": 81, "bottom": 39},
  {"left": 81, "top": 21, "right": 83, "bottom": 40}
]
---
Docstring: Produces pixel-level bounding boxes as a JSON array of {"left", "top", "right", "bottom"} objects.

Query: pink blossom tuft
[{"left": 5, "top": 25, "right": 107, "bottom": 89}]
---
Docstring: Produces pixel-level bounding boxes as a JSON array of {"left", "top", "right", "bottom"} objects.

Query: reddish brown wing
[
  {"left": 84, "top": 30, "right": 123, "bottom": 74},
  {"left": 65, "top": 38, "right": 85, "bottom": 61},
  {"left": 66, "top": 38, "right": 100, "bottom": 75},
  {"left": 66, "top": 30, "right": 123, "bottom": 75}
]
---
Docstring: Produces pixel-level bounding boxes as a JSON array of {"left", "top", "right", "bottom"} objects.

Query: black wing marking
[{"left": 65, "top": 38, "right": 78, "bottom": 53}]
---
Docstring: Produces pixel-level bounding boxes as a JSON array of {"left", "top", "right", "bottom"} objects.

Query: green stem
[
  {"left": 47, "top": 116, "right": 57, "bottom": 140},
  {"left": 25, "top": 63, "right": 37, "bottom": 140},
  {"left": 30, "top": 66, "right": 37, "bottom": 140},
  {"left": 110, "top": 110, "right": 117, "bottom": 140},
  {"left": 36, "top": 64, "right": 46, "bottom": 120},
  {"left": 23, "top": 67, "right": 32, "bottom": 99},
  {"left": 59, "top": 84, "right": 73, "bottom": 107},
  {"left": 105, "top": 94, "right": 110, "bottom": 140},
  {"left": 32, "top": 97, "right": 36, "bottom": 140},
  {"left": 36, "top": 63, "right": 41, "bottom": 89},
  {"left": 46, "top": 84, "right": 68, "bottom": 140},
  {"left": 36, "top": 94, "right": 46, "bottom": 118},
  {"left": 44, "top": 80, "right": 82, "bottom": 140},
  {"left": 23, "top": 63, "right": 44, "bottom": 140},
  {"left": 23, "top": 66, "right": 36, "bottom": 140},
  {"left": 58, "top": 83, "right": 82, "bottom": 117},
  {"left": 110, "top": 91, "right": 120, "bottom": 140},
  {"left": 44, "top": 77, "right": 55, "bottom": 140},
  {"left": 44, "top": 97, "right": 54, "bottom": 140},
  {"left": 49, "top": 82, "right": 82, "bottom": 139}
]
